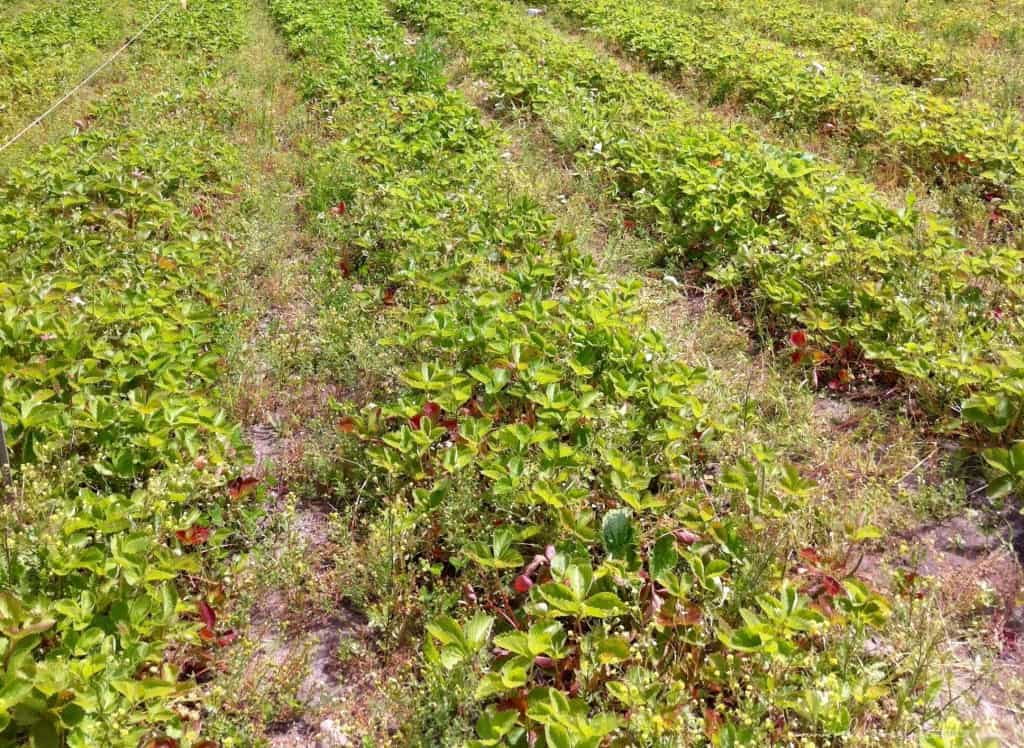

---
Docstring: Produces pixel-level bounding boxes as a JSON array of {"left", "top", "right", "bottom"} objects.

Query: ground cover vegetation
[
  {"left": 397, "top": 0, "right": 1024, "bottom": 459},
  {"left": 0, "top": 1, "right": 133, "bottom": 141},
  {"left": 812, "top": 0, "right": 1024, "bottom": 109},
  {"left": 0, "top": 0, "right": 257, "bottom": 744},
  {"left": 544, "top": 0, "right": 1024, "bottom": 231},
  {"left": 1, "top": 0, "right": 1023, "bottom": 745},
  {"left": 667, "top": 0, "right": 971, "bottom": 94}
]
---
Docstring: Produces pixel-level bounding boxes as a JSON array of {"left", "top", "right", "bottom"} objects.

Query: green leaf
[
  {"left": 545, "top": 724, "right": 572, "bottom": 748},
  {"left": 582, "top": 592, "right": 627, "bottom": 618},
  {"left": 536, "top": 583, "right": 582, "bottom": 616},
  {"left": 464, "top": 613, "right": 494, "bottom": 651},
  {"left": 595, "top": 636, "right": 630, "bottom": 664},
  {"left": 601, "top": 508, "right": 635, "bottom": 560},
  {"left": 494, "top": 631, "right": 531, "bottom": 657},
  {"left": 426, "top": 616, "right": 466, "bottom": 649},
  {"left": 650, "top": 535, "right": 678, "bottom": 580},
  {"left": 719, "top": 626, "right": 763, "bottom": 652}
]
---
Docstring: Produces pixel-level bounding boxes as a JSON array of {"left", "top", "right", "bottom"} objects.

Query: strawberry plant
[
  {"left": 548, "top": 0, "right": 1024, "bottom": 229},
  {"left": 0, "top": 0, "right": 251, "bottom": 744},
  {"left": 0, "top": 2, "right": 129, "bottom": 140},
  {"left": 396, "top": 0, "right": 1024, "bottom": 448},
  {"left": 668, "top": 0, "right": 970, "bottom": 92},
  {"left": 267, "top": 0, "right": 956, "bottom": 742}
]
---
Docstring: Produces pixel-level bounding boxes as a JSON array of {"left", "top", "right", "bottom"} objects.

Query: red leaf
[
  {"left": 176, "top": 526, "right": 210, "bottom": 546},
  {"left": 672, "top": 529, "right": 701, "bottom": 545},
  {"left": 331, "top": 200, "right": 347, "bottom": 217},
  {"left": 382, "top": 286, "right": 397, "bottom": 306},
  {"left": 338, "top": 416, "right": 356, "bottom": 433},
  {"left": 798, "top": 547, "right": 821, "bottom": 564},
  {"left": 143, "top": 739, "right": 180, "bottom": 748},
  {"left": 441, "top": 418, "right": 460, "bottom": 440},
  {"left": 198, "top": 600, "right": 217, "bottom": 630},
  {"left": 217, "top": 630, "right": 238, "bottom": 647},
  {"left": 422, "top": 402, "right": 442, "bottom": 421},
  {"left": 828, "top": 370, "right": 851, "bottom": 390},
  {"left": 821, "top": 575, "right": 842, "bottom": 597},
  {"left": 337, "top": 257, "right": 352, "bottom": 278},
  {"left": 228, "top": 476, "right": 259, "bottom": 501},
  {"left": 703, "top": 708, "right": 723, "bottom": 739},
  {"left": 789, "top": 330, "right": 807, "bottom": 348}
]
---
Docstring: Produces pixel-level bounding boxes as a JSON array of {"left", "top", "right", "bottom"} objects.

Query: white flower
[{"left": 592, "top": 141, "right": 603, "bottom": 154}]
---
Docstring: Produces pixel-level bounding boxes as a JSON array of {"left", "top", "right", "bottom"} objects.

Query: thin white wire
[{"left": 0, "top": 0, "right": 177, "bottom": 155}]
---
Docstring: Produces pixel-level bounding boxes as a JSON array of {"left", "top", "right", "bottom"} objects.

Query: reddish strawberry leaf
[
  {"left": 441, "top": 418, "right": 460, "bottom": 439},
  {"left": 228, "top": 476, "right": 259, "bottom": 501},
  {"left": 798, "top": 547, "right": 820, "bottom": 562},
  {"left": 176, "top": 526, "right": 210, "bottom": 546},
  {"left": 338, "top": 416, "right": 356, "bottom": 433},
  {"left": 422, "top": 401, "right": 442, "bottom": 421},
  {"left": 789, "top": 330, "right": 807, "bottom": 348},
  {"left": 672, "top": 529, "right": 701, "bottom": 545},
  {"left": 197, "top": 600, "right": 216, "bottom": 631},
  {"left": 143, "top": 738, "right": 180, "bottom": 748},
  {"left": 331, "top": 200, "right": 347, "bottom": 217},
  {"left": 821, "top": 575, "right": 842, "bottom": 597}
]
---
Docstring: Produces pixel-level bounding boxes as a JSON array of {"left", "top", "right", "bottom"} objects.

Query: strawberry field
[{"left": 2, "top": 0, "right": 1023, "bottom": 746}]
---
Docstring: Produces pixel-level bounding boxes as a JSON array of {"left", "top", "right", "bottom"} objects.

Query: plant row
[
  {"left": 0, "top": 1, "right": 251, "bottom": 745},
  {"left": 547, "top": 0, "right": 1024, "bottom": 228},
  {"left": 825, "top": 0, "right": 1024, "bottom": 57},
  {"left": 395, "top": 0, "right": 1024, "bottom": 455},
  {"left": 265, "top": 0, "right": 972, "bottom": 744},
  {"left": 0, "top": 1, "right": 129, "bottom": 141},
  {"left": 668, "top": 0, "right": 970, "bottom": 93}
]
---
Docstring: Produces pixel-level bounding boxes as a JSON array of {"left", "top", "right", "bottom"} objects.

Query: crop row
[
  {"left": 824, "top": 0, "right": 1024, "bottom": 56},
  {"left": 0, "top": 1, "right": 129, "bottom": 141},
  {"left": 396, "top": 0, "right": 1024, "bottom": 453},
  {"left": 266, "top": 0, "right": 955, "bottom": 743},
  {"left": 667, "top": 0, "right": 970, "bottom": 93},
  {"left": 548, "top": 0, "right": 1024, "bottom": 226},
  {"left": 0, "top": 1, "right": 248, "bottom": 744}
]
